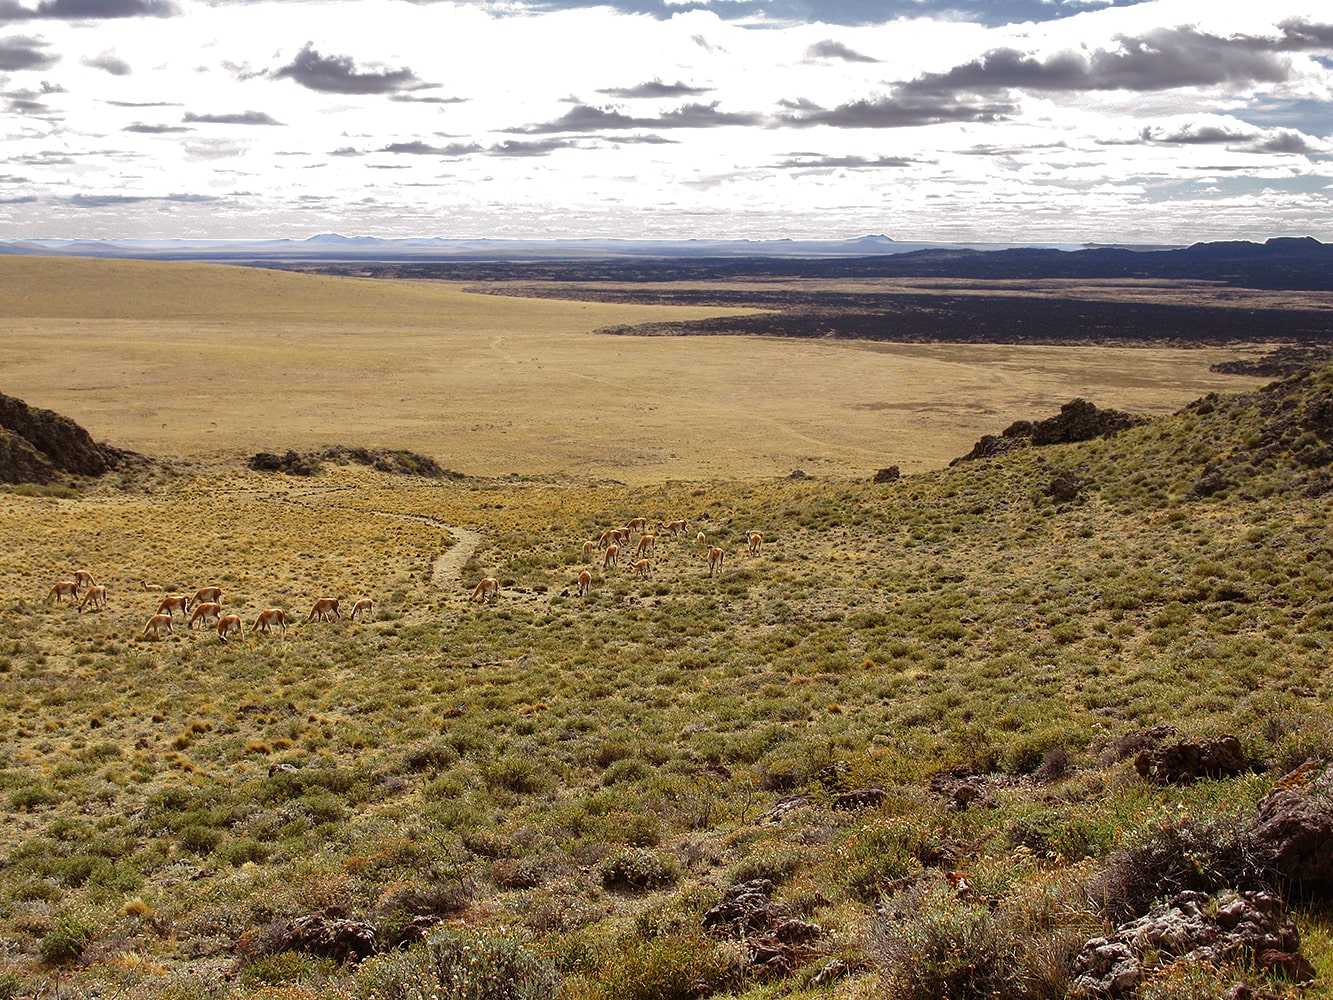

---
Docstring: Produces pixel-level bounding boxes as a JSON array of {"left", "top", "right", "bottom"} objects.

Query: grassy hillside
[{"left": 1, "top": 366, "right": 1332, "bottom": 999}]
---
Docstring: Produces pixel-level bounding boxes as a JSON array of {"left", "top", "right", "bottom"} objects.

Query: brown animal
[
  {"left": 707, "top": 546, "right": 725, "bottom": 576},
  {"left": 350, "top": 598, "right": 374, "bottom": 621},
  {"left": 142, "top": 582, "right": 164, "bottom": 592},
  {"left": 142, "top": 613, "right": 174, "bottom": 638},
  {"left": 45, "top": 580, "right": 80, "bottom": 604},
  {"left": 696, "top": 531, "right": 707, "bottom": 548},
  {"left": 217, "top": 613, "right": 243, "bottom": 642},
  {"left": 625, "top": 516, "right": 648, "bottom": 536},
  {"left": 603, "top": 543, "right": 620, "bottom": 569},
  {"left": 79, "top": 585, "right": 108, "bottom": 612},
  {"left": 188, "top": 602, "right": 223, "bottom": 629},
  {"left": 73, "top": 569, "right": 97, "bottom": 590},
  {"left": 582, "top": 539, "right": 596, "bottom": 561},
  {"left": 598, "top": 527, "right": 624, "bottom": 549},
  {"left": 252, "top": 608, "right": 288, "bottom": 634},
  {"left": 192, "top": 586, "right": 222, "bottom": 607},
  {"left": 747, "top": 530, "right": 764, "bottom": 555},
  {"left": 307, "top": 598, "right": 341, "bottom": 622},
  {"left": 471, "top": 577, "right": 500, "bottom": 602},
  {"left": 156, "top": 595, "right": 189, "bottom": 619},
  {"left": 634, "top": 533, "right": 657, "bottom": 558},
  {"left": 660, "top": 518, "right": 687, "bottom": 538},
  {"left": 630, "top": 558, "right": 651, "bottom": 578},
  {"left": 577, "top": 570, "right": 592, "bottom": 596}
]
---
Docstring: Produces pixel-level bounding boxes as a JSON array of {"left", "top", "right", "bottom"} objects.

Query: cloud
[
  {"left": 900, "top": 24, "right": 1332, "bottom": 100},
  {"left": 66, "top": 192, "right": 218, "bottom": 207},
  {"left": 183, "top": 110, "right": 284, "bottom": 126},
  {"left": 773, "top": 153, "right": 916, "bottom": 168},
  {"left": 124, "top": 122, "right": 190, "bottom": 133},
  {"left": 389, "top": 93, "right": 467, "bottom": 105},
  {"left": 0, "top": 35, "right": 56, "bottom": 70},
  {"left": 82, "top": 52, "right": 130, "bottom": 75},
  {"left": 1251, "top": 129, "right": 1320, "bottom": 154},
  {"left": 488, "top": 138, "right": 580, "bottom": 157},
  {"left": 0, "top": 0, "right": 173, "bottom": 21},
  {"left": 778, "top": 94, "right": 1013, "bottom": 128},
  {"left": 510, "top": 101, "right": 761, "bottom": 134},
  {"left": 804, "top": 39, "right": 877, "bottom": 63},
  {"left": 597, "top": 80, "right": 713, "bottom": 98},
  {"left": 273, "top": 43, "right": 422, "bottom": 95},
  {"left": 0, "top": 194, "right": 38, "bottom": 203},
  {"left": 381, "top": 139, "right": 481, "bottom": 156}
]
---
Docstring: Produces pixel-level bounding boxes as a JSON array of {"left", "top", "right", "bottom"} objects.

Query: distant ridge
[{"left": 0, "top": 234, "right": 1327, "bottom": 290}]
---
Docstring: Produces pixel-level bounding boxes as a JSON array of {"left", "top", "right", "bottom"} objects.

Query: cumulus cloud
[
  {"left": 82, "top": 52, "right": 130, "bottom": 75},
  {"left": 509, "top": 101, "right": 761, "bottom": 134},
  {"left": 597, "top": 80, "right": 713, "bottom": 98},
  {"left": 0, "top": 35, "right": 56, "bottom": 70},
  {"left": 774, "top": 153, "right": 915, "bottom": 168},
  {"left": 778, "top": 94, "right": 1013, "bottom": 128},
  {"left": 0, "top": 0, "right": 173, "bottom": 20},
  {"left": 381, "top": 139, "right": 480, "bottom": 156},
  {"left": 899, "top": 23, "right": 1333, "bottom": 100},
  {"left": 183, "top": 110, "right": 284, "bottom": 126},
  {"left": 273, "top": 43, "right": 422, "bottom": 95},
  {"left": 804, "top": 39, "right": 877, "bottom": 63}
]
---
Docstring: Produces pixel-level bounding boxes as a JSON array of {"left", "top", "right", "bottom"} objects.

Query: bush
[
  {"left": 598, "top": 848, "right": 680, "bottom": 892},
  {"left": 355, "top": 926, "right": 557, "bottom": 1000},
  {"left": 584, "top": 931, "right": 742, "bottom": 1000},
  {"left": 38, "top": 911, "right": 97, "bottom": 965}
]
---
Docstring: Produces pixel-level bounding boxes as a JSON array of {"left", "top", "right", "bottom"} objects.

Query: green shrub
[
  {"left": 598, "top": 848, "right": 680, "bottom": 892},
  {"left": 356, "top": 926, "right": 557, "bottom": 1000},
  {"left": 585, "top": 930, "right": 741, "bottom": 1000},
  {"left": 38, "top": 911, "right": 97, "bottom": 965}
]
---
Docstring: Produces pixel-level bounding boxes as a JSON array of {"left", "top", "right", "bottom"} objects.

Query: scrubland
[
  {"left": 2, "top": 362, "right": 1333, "bottom": 999},
  {"left": 1, "top": 258, "right": 1329, "bottom": 999}
]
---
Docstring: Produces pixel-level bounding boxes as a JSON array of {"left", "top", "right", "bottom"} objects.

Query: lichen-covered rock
[
  {"left": 1249, "top": 765, "right": 1333, "bottom": 901},
  {"left": 278, "top": 909, "right": 377, "bottom": 964}
]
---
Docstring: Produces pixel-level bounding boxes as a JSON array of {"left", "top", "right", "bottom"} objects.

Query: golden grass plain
[{"left": 0, "top": 257, "right": 1270, "bottom": 482}]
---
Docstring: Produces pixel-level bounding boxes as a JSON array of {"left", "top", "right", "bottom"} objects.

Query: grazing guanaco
[
  {"left": 603, "top": 543, "right": 620, "bottom": 569},
  {"left": 142, "top": 613, "right": 174, "bottom": 638},
  {"left": 156, "top": 594, "right": 189, "bottom": 619},
  {"left": 707, "top": 546, "right": 725, "bottom": 576},
  {"left": 577, "top": 570, "right": 592, "bottom": 596},
  {"left": 471, "top": 577, "right": 500, "bottom": 602},
  {"left": 747, "top": 530, "right": 764, "bottom": 555},
  {"left": 582, "top": 539, "right": 596, "bottom": 561},
  {"left": 307, "top": 598, "right": 341, "bottom": 622},
  {"left": 216, "top": 613, "right": 243, "bottom": 642},
  {"left": 350, "top": 598, "right": 374, "bottom": 621},
  {"left": 73, "top": 569, "right": 97, "bottom": 591},
  {"left": 634, "top": 533, "right": 656, "bottom": 558},
  {"left": 630, "top": 558, "right": 651, "bottom": 578},
  {"left": 660, "top": 519, "right": 687, "bottom": 538},
  {"left": 45, "top": 580, "right": 79, "bottom": 604},
  {"left": 79, "top": 585, "right": 108, "bottom": 612},
  {"left": 188, "top": 602, "right": 223, "bottom": 629},
  {"left": 625, "top": 516, "right": 648, "bottom": 536},
  {"left": 191, "top": 586, "right": 222, "bottom": 607},
  {"left": 252, "top": 608, "right": 287, "bottom": 634}
]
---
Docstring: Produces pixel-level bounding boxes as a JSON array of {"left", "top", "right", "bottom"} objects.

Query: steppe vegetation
[
  {"left": 2, "top": 359, "right": 1333, "bottom": 998},
  {"left": 3, "top": 257, "right": 1331, "bottom": 999}
]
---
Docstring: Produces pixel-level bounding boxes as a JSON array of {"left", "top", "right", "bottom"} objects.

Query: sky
[{"left": 0, "top": 0, "right": 1329, "bottom": 242}]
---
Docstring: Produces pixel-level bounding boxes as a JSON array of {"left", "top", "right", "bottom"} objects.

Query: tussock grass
[{"left": 3, "top": 352, "right": 1333, "bottom": 996}]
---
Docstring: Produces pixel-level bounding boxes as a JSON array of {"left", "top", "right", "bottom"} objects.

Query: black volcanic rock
[{"left": 0, "top": 392, "right": 128, "bottom": 484}]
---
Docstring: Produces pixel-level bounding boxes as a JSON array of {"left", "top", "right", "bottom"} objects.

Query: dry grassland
[{"left": 0, "top": 258, "right": 1266, "bottom": 482}]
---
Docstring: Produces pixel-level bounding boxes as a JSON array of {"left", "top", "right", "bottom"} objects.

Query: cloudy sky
[{"left": 0, "top": 0, "right": 1329, "bottom": 242}]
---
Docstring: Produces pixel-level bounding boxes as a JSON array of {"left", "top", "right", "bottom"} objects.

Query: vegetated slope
[{"left": 2, "top": 370, "right": 1333, "bottom": 998}]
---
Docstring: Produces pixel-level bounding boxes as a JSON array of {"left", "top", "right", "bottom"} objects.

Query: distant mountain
[{"left": 0, "top": 234, "right": 1327, "bottom": 290}]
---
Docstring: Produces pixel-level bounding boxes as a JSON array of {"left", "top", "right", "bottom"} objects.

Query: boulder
[
  {"left": 0, "top": 391, "right": 127, "bottom": 483},
  {"left": 1134, "top": 734, "right": 1247, "bottom": 784},
  {"left": 277, "top": 909, "right": 377, "bottom": 964},
  {"left": 1248, "top": 767, "right": 1333, "bottom": 901},
  {"left": 872, "top": 466, "right": 900, "bottom": 483}
]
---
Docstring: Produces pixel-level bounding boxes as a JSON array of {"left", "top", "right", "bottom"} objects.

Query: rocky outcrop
[
  {"left": 249, "top": 446, "right": 457, "bottom": 479},
  {"left": 276, "top": 908, "right": 377, "bottom": 964},
  {"left": 951, "top": 399, "right": 1144, "bottom": 465},
  {"left": 704, "top": 879, "right": 821, "bottom": 978},
  {"left": 1072, "top": 890, "right": 1312, "bottom": 996},
  {"left": 1248, "top": 765, "right": 1333, "bottom": 902},
  {"left": 0, "top": 392, "right": 128, "bottom": 484},
  {"left": 1134, "top": 734, "right": 1248, "bottom": 784}
]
